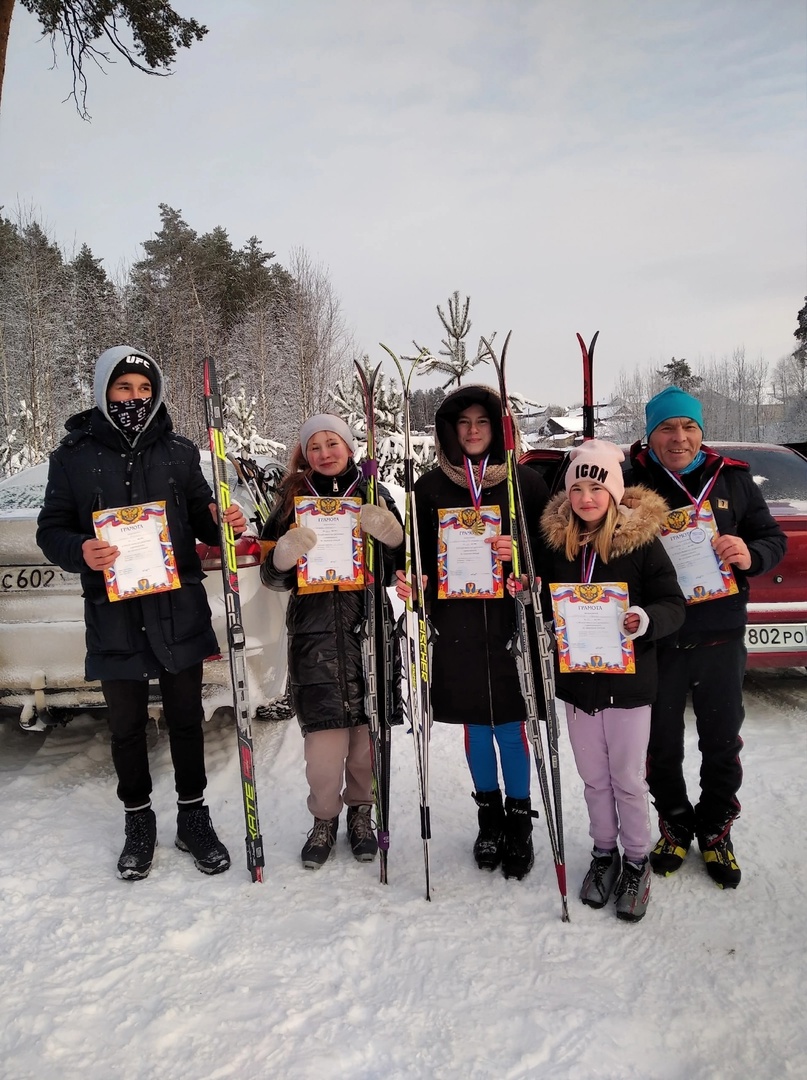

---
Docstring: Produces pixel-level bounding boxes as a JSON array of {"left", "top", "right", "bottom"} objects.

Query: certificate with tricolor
[
  {"left": 550, "top": 581, "right": 635, "bottom": 674},
  {"left": 92, "top": 501, "right": 180, "bottom": 603},
  {"left": 658, "top": 501, "right": 738, "bottom": 605},
  {"left": 437, "top": 505, "right": 503, "bottom": 599},
  {"left": 294, "top": 496, "right": 364, "bottom": 591}
]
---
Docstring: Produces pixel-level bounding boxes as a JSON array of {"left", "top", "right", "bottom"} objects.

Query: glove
[
  {"left": 360, "top": 500, "right": 403, "bottom": 549},
  {"left": 619, "top": 606, "right": 649, "bottom": 641},
  {"left": 273, "top": 527, "right": 317, "bottom": 571}
]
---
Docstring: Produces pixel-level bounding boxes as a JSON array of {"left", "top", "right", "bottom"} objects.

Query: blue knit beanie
[{"left": 645, "top": 385, "right": 704, "bottom": 437}]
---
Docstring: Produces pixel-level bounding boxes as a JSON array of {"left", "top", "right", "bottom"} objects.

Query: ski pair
[
  {"left": 203, "top": 357, "right": 265, "bottom": 883},
  {"left": 353, "top": 360, "right": 396, "bottom": 885},
  {"left": 485, "top": 333, "right": 570, "bottom": 921}
]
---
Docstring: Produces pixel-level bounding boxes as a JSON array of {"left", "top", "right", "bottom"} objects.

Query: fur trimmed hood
[{"left": 541, "top": 484, "right": 670, "bottom": 558}]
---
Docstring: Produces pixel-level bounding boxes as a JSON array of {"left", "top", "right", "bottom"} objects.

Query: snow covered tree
[
  {"left": 0, "top": 0, "right": 207, "bottom": 118},
  {"left": 657, "top": 358, "right": 702, "bottom": 392},
  {"left": 420, "top": 291, "right": 493, "bottom": 388},
  {"left": 222, "top": 386, "right": 285, "bottom": 459}
]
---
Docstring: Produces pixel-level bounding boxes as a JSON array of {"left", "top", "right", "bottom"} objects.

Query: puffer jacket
[
  {"left": 36, "top": 405, "right": 219, "bottom": 682},
  {"left": 540, "top": 485, "right": 686, "bottom": 714},
  {"left": 414, "top": 385, "right": 550, "bottom": 726},
  {"left": 260, "top": 461, "right": 403, "bottom": 735},
  {"left": 624, "top": 443, "right": 787, "bottom": 643}
]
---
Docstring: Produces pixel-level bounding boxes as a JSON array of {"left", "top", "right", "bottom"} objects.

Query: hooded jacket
[
  {"left": 540, "top": 485, "right": 686, "bottom": 714},
  {"left": 624, "top": 442, "right": 786, "bottom": 643},
  {"left": 260, "top": 460, "right": 404, "bottom": 736},
  {"left": 414, "top": 385, "right": 549, "bottom": 726},
  {"left": 36, "top": 347, "right": 219, "bottom": 681}
]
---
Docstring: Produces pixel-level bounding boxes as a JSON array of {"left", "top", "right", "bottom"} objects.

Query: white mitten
[
  {"left": 360, "top": 501, "right": 403, "bottom": 548},
  {"left": 619, "top": 605, "right": 649, "bottom": 641},
  {"left": 273, "top": 527, "right": 317, "bottom": 571}
]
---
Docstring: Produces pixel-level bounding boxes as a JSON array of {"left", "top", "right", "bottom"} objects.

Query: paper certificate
[
  {"left": 550, "top": 582, "right": 636, "bottom": 674},
  {"left": 437, "top": 505, "right": 503, "bottom": 599},
  {"left": 658, "top": 501, "right": 738, "bottom": 605},
  {"left": 294, "top": 496, "right": 364, "bottom": 591},
  {"left": 92, "top": 501, "right": 180, "bottom": 603}
]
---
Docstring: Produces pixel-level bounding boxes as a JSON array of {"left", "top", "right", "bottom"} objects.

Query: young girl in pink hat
[{"left": 539, "top": 440, "right": 685, "bottom": 921}]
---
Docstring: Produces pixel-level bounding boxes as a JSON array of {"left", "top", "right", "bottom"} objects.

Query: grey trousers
[{"left": 303, "top": 725, "right": 374, "bottom": 819}]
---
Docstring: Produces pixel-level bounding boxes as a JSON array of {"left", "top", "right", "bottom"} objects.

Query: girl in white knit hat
[
  {"left": 260, "top": 415, "right": 404, "bottom": 870},
  {"left": 539, "top": 440, "right": 685, "bottom": 921}
]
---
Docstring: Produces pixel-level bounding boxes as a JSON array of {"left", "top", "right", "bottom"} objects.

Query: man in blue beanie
[{"left": 624, "top": 385, "right": 785, "bottom": 889}]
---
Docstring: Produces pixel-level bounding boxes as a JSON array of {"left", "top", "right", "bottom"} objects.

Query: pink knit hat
[{"left": 565, "top": 440, "right": 625, "bottom": 505}]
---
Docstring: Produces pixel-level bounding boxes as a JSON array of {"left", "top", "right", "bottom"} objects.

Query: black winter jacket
[
  {"left": 36, "top": 405, "right": 219, "bottom": 681},
  {"left": 414, "top": 386, "right": 550, "bottom": 726},
  {"left": 625, "top": 444, "right": 786, "bottom": 643},
  {"left": 260, "top": 462, "right": 403, "bottom": 736},
  {"left": 540, "top": 486, "right": 686, "bottom": 715}
]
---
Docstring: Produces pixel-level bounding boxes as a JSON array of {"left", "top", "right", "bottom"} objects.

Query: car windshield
[{"left": 718, "top": 446, "right": 807, "bottom": 503}]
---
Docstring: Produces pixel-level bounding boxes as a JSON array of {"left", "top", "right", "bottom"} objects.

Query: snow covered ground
[{"left": 1, "top": 670, "right": 805, "bottom": 1080}]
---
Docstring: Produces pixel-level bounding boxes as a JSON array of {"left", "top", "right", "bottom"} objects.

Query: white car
[{"left": 0, "top": 460, "right": 288, "bottom": 728}]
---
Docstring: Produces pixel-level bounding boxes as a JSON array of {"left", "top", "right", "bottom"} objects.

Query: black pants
[
  {"left": 647, "top": 638, "right": 745, "bottom": 833},
  {"left": 102, "top": 663, "right": 207, "bottom": 810}
]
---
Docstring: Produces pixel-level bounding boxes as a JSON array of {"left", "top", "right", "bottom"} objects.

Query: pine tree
[
  {"left": 657, "top": 358, "right": 702, "bottom": 392},
  {"left": 420, "top": 292, "right": 493, "bottom": 388}
]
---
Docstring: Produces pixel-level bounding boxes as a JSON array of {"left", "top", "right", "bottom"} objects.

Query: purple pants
[{"left": 565, "top": 703, "right": 652, "bottom": 863}]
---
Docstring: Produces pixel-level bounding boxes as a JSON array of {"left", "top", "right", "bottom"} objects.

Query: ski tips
[{"left": 576, "top": 330, "right": 600, "bottom": 360}]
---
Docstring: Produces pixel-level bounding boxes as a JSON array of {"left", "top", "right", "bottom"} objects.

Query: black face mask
[{"left": 107, "top": 397, "right": 155, "bottom": 438}]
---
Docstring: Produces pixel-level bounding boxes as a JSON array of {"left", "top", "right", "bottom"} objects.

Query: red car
[{"left": 520, "top": 441, "right": 807, "bottom": 671}]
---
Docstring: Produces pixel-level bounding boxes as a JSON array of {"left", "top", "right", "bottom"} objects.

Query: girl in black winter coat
[
  {"left": 396, "top": 386, "right": 549, "bottom": 880},
  {"left": 260, "top": 415, "right": 404, "bottom": 870},
  {"left": 36, "top": 346, "right": 246, "bottom": 882},
  {"left": 540, "top": 440, "right": 685, "bottom": 921}
]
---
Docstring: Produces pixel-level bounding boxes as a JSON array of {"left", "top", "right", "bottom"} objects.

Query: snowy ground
[{"left": 1, "top": 670, "right": 805, "bottom": 1080}]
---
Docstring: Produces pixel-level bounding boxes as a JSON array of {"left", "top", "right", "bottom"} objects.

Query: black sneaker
[
  {"left": 175, "top": 805, "right": 231, "bottom": 875},
  {"left": 472, "top": 789, "right": 506, "bottom": 871},
  {"left": 346, "top": 804, "right": 378, "bottom": 862},
  {"left": 698, "top": 825, "right": 741, "bottom": 889},
  {"left": 501, "top": 796, "right": 535, "bottom": 881},
  {"left": 301, "top": 816, "right": 339, "bottom": 869},
  {"left": 614, "top": 857, "right": 652, "bottom": 922},
  {"left": 117, "top": 808, "right": 157, "bottom": 881},
  {"left": 649, "top": 817, "right": 693, "bottom": 876}
]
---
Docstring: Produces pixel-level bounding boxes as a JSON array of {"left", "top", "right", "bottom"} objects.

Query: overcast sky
[{"left": 1, "top": 0, "right": 804, "bottom": 405}]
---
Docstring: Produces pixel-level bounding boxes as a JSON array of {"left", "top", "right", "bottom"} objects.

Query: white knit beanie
[
  {"left": 565, "top": 440, "right": 625, "bottom": 505},
  {"left": 298, "top": 414, "right": 356, "bottom": 461}
]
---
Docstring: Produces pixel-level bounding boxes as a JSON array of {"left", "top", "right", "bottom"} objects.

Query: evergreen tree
[
  {"left": 657, "top": 357, "right": 702, "bottom": 392},
  {"left": 1, "top": 1, "right": 207, "bottom": 117},
  {"left": 421, "top": 291, "right": 493, "bottom": 388}
]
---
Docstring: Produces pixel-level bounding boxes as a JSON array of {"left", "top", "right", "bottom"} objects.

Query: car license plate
[
  {"left": 0, "top": 565, "right": 79, "bottom": 592},
  {"left": 745, "top": 623, "right": 807, "bottom": 652}
]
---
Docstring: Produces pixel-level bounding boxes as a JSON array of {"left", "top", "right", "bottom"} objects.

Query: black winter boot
[
  {"left": 301, "top": 816, "right": 340, "bottom": 869},
  {"left": 472, "top": 789, "right": 506, "bottom": 871},
  {"left": 175, "top": 805, "right": 231, "bottom": 875},
  {"left": 346, "top": 804, "right": 378, "bottom": 862},
  {"left": 502, "top": 796, "right": 535, "bottom": 881},
  {"left": 117, "top": 807, "right": 157, "bottom": 881}
]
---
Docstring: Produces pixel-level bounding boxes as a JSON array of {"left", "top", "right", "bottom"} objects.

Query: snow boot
[
  {"left": 580, "top": 847, "right": 621, "bottom": 908},
  {"left": 698, "top": 821, "right": 741, "bottom": 889},
  {"left": 346, "top": 804, "right": 378, "bottom": 862},
  {"left": 614, "top": 857, "right": 652, "bottom": 922},
  {"left": 175, "top": 804, "right": 231, "bottom": 875},
  {"left": 301, "top": 815, "right": 339, "bottom": 869},
  {"left": 472, "top": 789, "right": 506, "bottom": 871},
  {"left": 117, "top": 807, "right": 157, "bottom": 881},
  {"left": 649, "top": 813, "right": 694, "bottom": 877},
  {"left": 501, "top": 796, "right": 535, "bottom": 880}
]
